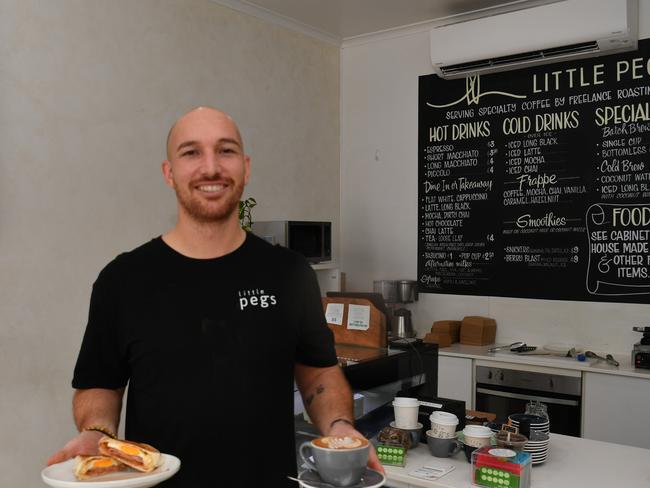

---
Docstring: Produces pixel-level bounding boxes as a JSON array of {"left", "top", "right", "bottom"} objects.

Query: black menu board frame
[{"left": 418, "top": 39, "right": 650, "bottom": 304}]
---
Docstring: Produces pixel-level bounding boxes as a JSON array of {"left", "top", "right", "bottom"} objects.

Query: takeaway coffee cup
[
  {"left": 462, "top": 425, "right": 494, "bottom": 448},
  {"left": 299, "top": 436, "right": 369, "bottom": 487},
  {"left": 392, "top": 397, "right": 420, "bottom": 429},
  {"left": 426, "top": 430, "right": 462, "bottom": 458},
  {"left": 429, "top": 411, "right": 459, "bottom": 439}
]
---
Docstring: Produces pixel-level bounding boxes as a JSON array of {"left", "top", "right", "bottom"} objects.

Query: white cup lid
[
  {"left": 430, "top": 411, "right": 458, "bottom": 420},
  {"left": 429, "top": 411, "right": 459, "bottom": 425},
  {"left": 393, "top": 397, "right": 419, "bottom": 405},
  {"left": 463, "top": 425, "right": 493, "bottom": 437}
]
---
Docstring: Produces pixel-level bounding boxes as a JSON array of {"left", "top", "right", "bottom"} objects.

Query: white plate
[
  {"left": 41, "top": 454, "right": 180, "bottom": 488},
  {"left": 511, "top": 420, "right": 551, "bottom": 430},
  {"left": 510, "top": 421, "right": 549, "bottom": 426},
  {"left": 530, "top": 452, "right": 548, "bottom": 459},
  {"left": 543, "top": 343, "right": 584, "bottom": 355},
  {"left": 525, "top": 448, "right": 549, "bottom": 454},
  {"left": 529, "top": 451, "right": 548, "bottom": 458},
  {"left": 512, "top": 426, "right": 550, "bottom": 433}
]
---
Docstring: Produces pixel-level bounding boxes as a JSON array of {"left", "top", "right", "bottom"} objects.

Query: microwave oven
[{"left": 251, "top": 220, "right": 332, "bottom": 264}]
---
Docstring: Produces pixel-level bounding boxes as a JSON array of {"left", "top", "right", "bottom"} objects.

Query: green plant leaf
[{"left": 239, "top": 197, "right": 257, "bottom": 230}]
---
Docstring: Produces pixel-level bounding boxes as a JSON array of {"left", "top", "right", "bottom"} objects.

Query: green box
[{"left": 376, "top": 444, "right": 407, "bottom": 467}]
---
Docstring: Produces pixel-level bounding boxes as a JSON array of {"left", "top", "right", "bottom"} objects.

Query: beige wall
[
  {"left": 0, "top": 1, "right": 339, "bottom": 485},
  {"left": 340, "top": 2, "right": 650, "bottom": 353}
]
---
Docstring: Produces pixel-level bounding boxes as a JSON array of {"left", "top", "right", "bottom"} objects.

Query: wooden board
[
  {"left": 322, "top": 297, "right": 387, "bottom": 348},
  {"left": 335, "top": 344, "right": 389, "bottom": 365}
]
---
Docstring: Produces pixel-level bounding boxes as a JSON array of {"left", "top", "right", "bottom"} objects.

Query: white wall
[
  {"left": 0, "top": 1, "right": 338, "bottom": 486},
  {"left": 340, "top": 1, "right": 650, "bottom": 353}
]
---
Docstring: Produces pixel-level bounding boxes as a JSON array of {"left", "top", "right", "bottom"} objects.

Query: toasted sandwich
[
  {"left": 73, "top": 455, "right": 127, "bottom": 480},
  {"left": 98, "top": 437, "right": 161, "bottom": 473}
]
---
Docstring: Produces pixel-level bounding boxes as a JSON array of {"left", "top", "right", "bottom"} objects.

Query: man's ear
[
  {"left": 161, "top": 160, "right": 175, "bottom": 188},
  {"left": 244, "top": 155, "right": 251, "bottom": 185}
]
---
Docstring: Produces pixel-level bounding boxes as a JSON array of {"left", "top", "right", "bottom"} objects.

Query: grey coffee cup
[
  {"left": 299, "top": 438, "right": 369, "bottom": 487},
  {"left": 426, "top": 434, "right": 462, "bottom": 458}
]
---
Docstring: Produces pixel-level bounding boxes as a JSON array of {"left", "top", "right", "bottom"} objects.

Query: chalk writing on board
[
  {"left": 418, "top": 39, "right": 650, "bottom": 304},
  {"left": 586, "top": 203, "right": 650, "bottom": 295}
]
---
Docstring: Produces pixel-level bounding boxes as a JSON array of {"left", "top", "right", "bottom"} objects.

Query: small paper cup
[
  {"left": 393, "top": 397, "right": 419, "bottom": 429},
  {"left": 462, "top": 425, "right": 494, "bottom": 448},
  {"left": 429, "top": 411, "right": 459, "bottom": 439}
]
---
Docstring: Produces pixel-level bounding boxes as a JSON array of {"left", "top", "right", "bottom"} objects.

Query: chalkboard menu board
[{"left": 418, "top": 39, "right": 650, "bottom": 303}]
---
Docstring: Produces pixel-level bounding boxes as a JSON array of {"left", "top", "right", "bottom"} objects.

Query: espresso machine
[
  {"left": 632, "top": 326, "right": 650, "bottom": 369},
  {"left": 373, "top": 280, "right": 418, "bottom": 340}
]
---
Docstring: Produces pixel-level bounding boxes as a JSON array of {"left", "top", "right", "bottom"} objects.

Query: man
[{"left": 47, "top": 107, "right": 381, "bottom": 486}]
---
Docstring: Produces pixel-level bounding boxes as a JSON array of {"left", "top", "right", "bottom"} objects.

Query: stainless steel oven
[{"left": 475, "top": 365, "right": 582, "bottom": 437}]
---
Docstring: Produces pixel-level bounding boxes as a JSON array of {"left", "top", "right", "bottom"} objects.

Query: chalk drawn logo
[{"left": 427, "top": 75, "right": 526, "bottom": 108}]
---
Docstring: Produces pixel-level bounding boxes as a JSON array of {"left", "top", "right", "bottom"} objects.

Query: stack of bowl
[
  {"left": 508, "top": 414, "right": 550, "bottom": 434},
  {"left": 523, "top": 430, "right": 550, "bottom": 465}
]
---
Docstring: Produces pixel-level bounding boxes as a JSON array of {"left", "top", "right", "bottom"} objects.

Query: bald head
[{"left": 166, "top": 106, "right": 244, "bottom": 160}]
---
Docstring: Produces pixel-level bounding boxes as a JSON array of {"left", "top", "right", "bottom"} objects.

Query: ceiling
[{"left": 212, "top": 0, "right": 561, "bottom": 43}]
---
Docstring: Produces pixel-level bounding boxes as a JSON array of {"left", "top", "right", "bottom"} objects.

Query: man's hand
[
  {"left": 46, "top": 430, "right": 104, "bottom": 466},
  {"left": 46, "top": 388, "right": 124, "bottom": 466},
  {"left": 327, "top": 421, "right": 385, "bottom": 474}
]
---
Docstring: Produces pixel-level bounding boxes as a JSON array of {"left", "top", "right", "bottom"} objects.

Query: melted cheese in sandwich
[
  {"left": 106, "top": 440, "right": 141, "bottom": 456},
  {"left": 91, "top": 458, "right": 116, "bottom": 468}
]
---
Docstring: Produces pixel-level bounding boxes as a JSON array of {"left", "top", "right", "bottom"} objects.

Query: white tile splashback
[{"left": 406, "top": 293, "right": 646, "bottom": 355}]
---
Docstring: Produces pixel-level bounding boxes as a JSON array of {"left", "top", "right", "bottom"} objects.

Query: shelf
[{"left": 311, "top": 262, "right": 338, "bottom": 270}]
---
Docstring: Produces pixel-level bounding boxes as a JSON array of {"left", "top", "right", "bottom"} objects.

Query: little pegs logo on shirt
[{"left": 238, "top": 288, "right": 277, "bottom": 310}]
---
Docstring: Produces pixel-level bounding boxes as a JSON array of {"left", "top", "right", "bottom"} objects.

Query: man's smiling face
[{"left": 162, "top": 108, "right": 250, "bottom": 224}]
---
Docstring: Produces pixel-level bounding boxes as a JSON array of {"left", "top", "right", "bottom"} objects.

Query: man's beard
[{"left": 175, "top": 177, "right": 244, "bottom": 224}]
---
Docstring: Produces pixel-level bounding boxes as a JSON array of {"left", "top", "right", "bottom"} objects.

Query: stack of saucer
[
  {"left": 523, "top": 430, "right": 550, "bottom": 465},
  {"left": 508, "top": 414, "right": 550, "bottom": 434}
]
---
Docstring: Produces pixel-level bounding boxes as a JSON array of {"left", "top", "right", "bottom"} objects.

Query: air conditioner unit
[{"left": 430, "top": 0, "right": 638, "bottom": 79}]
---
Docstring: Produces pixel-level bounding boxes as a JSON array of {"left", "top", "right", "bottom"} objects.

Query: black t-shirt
[{"left": 72, "top": 233, "right": 337, "bottom": 487}]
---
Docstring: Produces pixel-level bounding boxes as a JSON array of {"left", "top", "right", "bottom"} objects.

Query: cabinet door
[
  {"left": 437, "top": 356, "right": 473, "bottom": 408},
  {"left": 583, "top": 372, "right": 650, "bottom": 449}
]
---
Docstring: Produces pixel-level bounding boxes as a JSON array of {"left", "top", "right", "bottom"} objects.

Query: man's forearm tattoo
[{"left": 305, "top": 384, "right": 325, "bottom": 406}]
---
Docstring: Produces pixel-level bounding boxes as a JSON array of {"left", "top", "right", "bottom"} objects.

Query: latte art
[
  {"left": 313, "top": 436, "right": 368, "bottom": 449},
  {"left": 300, "top": 435, "right": 370, "bottom": 487}
]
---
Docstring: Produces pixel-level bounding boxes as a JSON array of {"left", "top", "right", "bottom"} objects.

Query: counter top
[
  {"left": 385, "top": 434, "right": 650, "bottom": 487},
  {"left": 438, "top": 343, "right": 650, "bottom": 379}
]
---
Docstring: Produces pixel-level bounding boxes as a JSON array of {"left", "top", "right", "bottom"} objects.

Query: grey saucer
[{"left": 297, "top": 468, "right": 386, "bottom": 488}]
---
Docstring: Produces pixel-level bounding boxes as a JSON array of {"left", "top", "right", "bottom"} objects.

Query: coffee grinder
[
  {"left": 373, "top": 280, "right": 398, "bottom": 329},
  {"left": 373, "top": 280, "right": 418, "bottom": 340},
  {"left": 632, "top": 326, "right": 650, "bottom": 369},
  {"left": 392, "top": 280, "right": 418, "bottom": 340}
]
